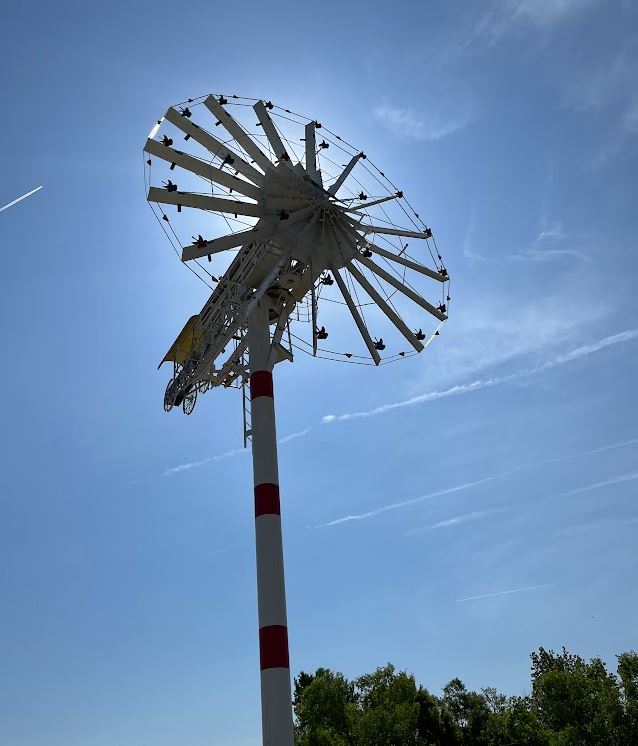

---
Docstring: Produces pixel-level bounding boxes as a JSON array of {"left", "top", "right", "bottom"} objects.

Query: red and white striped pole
[{"left": 247, "top": 300, "right": 294, "bottom": 746}]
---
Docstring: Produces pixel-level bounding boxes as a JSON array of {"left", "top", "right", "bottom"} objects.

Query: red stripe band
[
  {"left": 255, "top": 483, "right": 280, "bottom": 517},
  {"left": 259, "top": 625, "right": 289, "bottom": 670},
  {"left": 250, "top": 370, "right": 273, "bottom": 400}
]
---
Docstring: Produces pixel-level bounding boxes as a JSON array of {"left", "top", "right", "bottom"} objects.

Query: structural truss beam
[
  {"left": 181, "top": 226, "right": 274, "bottom": 262},
  {"left": 331, "top": 266, "right": 381, "bottom": 365},
  {"left": 144, "top": 137, "right": 261, "bottom": 200},
  {"left": 205, "top": 95, "right": 273, "bottom": 174},
  {"left": 164, "top": 106, "right": 265, "bottom": 186},
  {"left": 356, "top": 253, "right": 447, "bottom": 322},
  {"left": 254, "top": 101, "right": 292, "bottom": 166},
  {"left": 347, "top": 262, "right": 425, "bottom": 352},
  {"left": 147, "top": 186, "right": 262, "bottom": 217}
]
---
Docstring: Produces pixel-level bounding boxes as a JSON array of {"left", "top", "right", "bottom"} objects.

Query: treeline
[{"left": 293, "top": 647, "right": 638, "bottom": 745}]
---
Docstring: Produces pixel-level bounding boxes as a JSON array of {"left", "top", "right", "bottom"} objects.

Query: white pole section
[{"left": 247, "top": 300, "right": 294, "bottom": 746}]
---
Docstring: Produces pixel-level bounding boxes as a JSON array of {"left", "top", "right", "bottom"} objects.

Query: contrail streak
[
  {"left": 405, "top": 507, "right": 506, "bottom": 535},
  {"left": 310, "top": 472, "right": 512, "bottom": 528},
  {"left": 0, "top": 185, "right": 43, "bottom": 213},
  {"left": 514, "top": 437, "right": 638, "bottom": 471},
  {"left": 455, "top": 582, "right": 559, "bottom": 602},
  {"left": 553, "top": 471, "right": 638, "bottom": 500},
  {"left": 322, "top": 329, "right": 638, "bottom": 423},
  {"left": 278, "top": 426, "right": 312, "bottom": 445},
  {"left": 163, "top": 426, "right": 313, "bottom": 476},
  {"left": 162, "top": 446, "right": 247, "bottom": 476},
  {"left": 313, "top": 436, "right": 638, "bottom": 528}
]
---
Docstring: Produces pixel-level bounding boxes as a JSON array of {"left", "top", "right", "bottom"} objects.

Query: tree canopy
[{"left": 293, "top": 647, "right": 638, "bottom": 745}]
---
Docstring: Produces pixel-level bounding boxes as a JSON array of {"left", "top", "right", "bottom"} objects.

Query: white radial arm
[
  {"left": 164, "top": 107, "right": 264, "bottom": 186},
  {"left": 253, "top": 101, "right": 292, "bottom": 165},
  {"left": 362, "top": 238, "right": 446, "bottom": 283},
  {"left": 347, "top": 262, "right": 424, "bottom": 352},
  {"left": 348, "top": 218, "right": 430, "bottom": 239},
  {"left": 344, "top": 194, "right": 399, "bottom": 212},
  {"left": 331, "top": 266, "right": 381, "bottom": 365},
  {"left": 181, "top": 226, "right": 275, "bottom": 262},
  {"left": 204, "top": 95, "right": 273, "bottom": 173},
  {"left": 356, "top": 254, "right": 447, "bottom": 321},
  {"left": 328, "top": 153, "right": 363, "bottom": 196},
  {"left": 147, "top": 186, "right": 262, "bottom": 217},
  {"left": 144, "top": 138, "right": 261, "bottom": 200},
  {"left": 304, "top": 123, "right": 320, "bottom": 183}
]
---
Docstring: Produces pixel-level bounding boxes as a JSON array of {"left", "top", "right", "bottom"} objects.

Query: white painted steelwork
[{"left": 143, "top": 93, "right": 451, "bottom": 746}]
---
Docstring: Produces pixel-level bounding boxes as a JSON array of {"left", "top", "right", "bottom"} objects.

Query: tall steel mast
[{"left": 144, "top": 93, "right": 450, "bottom": 746}]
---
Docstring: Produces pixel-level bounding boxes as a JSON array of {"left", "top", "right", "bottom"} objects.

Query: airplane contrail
[
  {"left": 553, "top": 471, "right": 638, "bottom": 500},
  {"left": 0, "top": 185, "right": 43, "bottom": 213},
  {"left": 513, "top": 437, "right": 638, "bottom": 472},
  {"left": 455, "top": 582, "right": 559, "bottom": 602},
  {"left": 312, "top": 435, "right": 638, "bottom": 528},
  {"left": 322, "top": 329, "right": 638, "bottom": 423},
  {"left": 310, "top": 472, "right": 512, "bottom": 528},
  {"left": 163, "top": 426, "right": 313, "bottom": 476}
]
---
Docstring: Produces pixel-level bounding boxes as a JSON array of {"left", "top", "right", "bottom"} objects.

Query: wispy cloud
[
  {"left": 455, "top": 582, "right": 559, "bottom": 603},
  {"left": 476, "top": 0, "right": 599, "bottom": 42},
  {"left": 0, "top": 185, "right": 43, "bottom": 213},
  {"left": 373, "top": 105, "right": 468, "bottom": 141},
  {"left": 555, "top": 514, "right": 638, "bottom": 536},
  {"left": 566, "top": 40, "right": 636, "bottom": 113},
  {"left": 310, "top": 473, "right": 513, "bottom": 528},
  {"left": 163, "top": 427, "right": 313, "bottom": 477},
  {"left": 513, "top": 247, "right": 590, "bottom": 263},
  {"left": 208, "top": 541, "right": 248, "bottom": 556},
  {"left": 422, "top": 294, "right": 605, "bottom": 388},
  {"left": 511, "top": 220, "right": 590, "bottom": 263},
  {"left": 278, "top": 426, "right": 312, "bottom": 445},
  {"left": 554, "top": 471, "right": 638, "bottom": 500},
  {"left": 624, "top": 99, "right": 638, "bottom": 135},
  {"left": 537, "top": 223, "right": 566, "bottom": 242},
  {"left": 462, "top": 201, "right": 490, "bottom": 264},
  {"left": 562, "top": 36, "right": 638, "bottom": 164},
  {"left": 437, "top": 0, "right": 602, "bottom": 69},
  {"left": 163, "top": 446, "right": 246, "bottom": 477},
  {"left": 313, "top": 435, "right": 638, "bottom": 529},
  {"left": 516, "top": 436, "right": 638, "bottom": 471},
  {"left": 405, "top": 508, "right": 506, "bottom": 535},
  {"left": 506, "top": 0, "right": 598, "bottom": 26},
  {"left": 322, "top": 329, "right": 638, "bottom": 423}
]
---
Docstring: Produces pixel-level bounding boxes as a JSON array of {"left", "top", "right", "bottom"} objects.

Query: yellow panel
[{"left": 158, "top": 315, "right": 204, "bottom": 367}]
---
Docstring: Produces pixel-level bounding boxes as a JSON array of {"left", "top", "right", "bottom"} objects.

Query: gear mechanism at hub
[{"left": 144, "top": 93, "right": 451, "bottom": 416}]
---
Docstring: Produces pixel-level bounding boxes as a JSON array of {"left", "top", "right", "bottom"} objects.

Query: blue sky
[{"left": 1, "top": 1, "right": 637, "bottom": 744}]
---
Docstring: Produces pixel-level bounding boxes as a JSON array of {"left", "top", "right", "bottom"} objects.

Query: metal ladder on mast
[{"left": 242, "top": 343, "right": 252, "bottom": 447}]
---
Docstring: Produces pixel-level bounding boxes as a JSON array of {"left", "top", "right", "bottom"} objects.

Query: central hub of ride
[{"left": 260, "top": 162, "right": 355, "bottom": 271}]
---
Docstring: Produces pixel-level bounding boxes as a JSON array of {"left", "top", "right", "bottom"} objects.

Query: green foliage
[
  {"left": 293, "top": 647, "right": 638, "bottom": 745},
  {"left": 530, "top": 647, "right": 625, "bottom": 745},
  {"left": 353, "top": 665, "right": 419, "bottom": 746},
  {"left": 294, "top": 668, "right": 356, "bottom": 746},
  {"left": 617, "top": 651, "right": 638, "bottom": 742}
]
